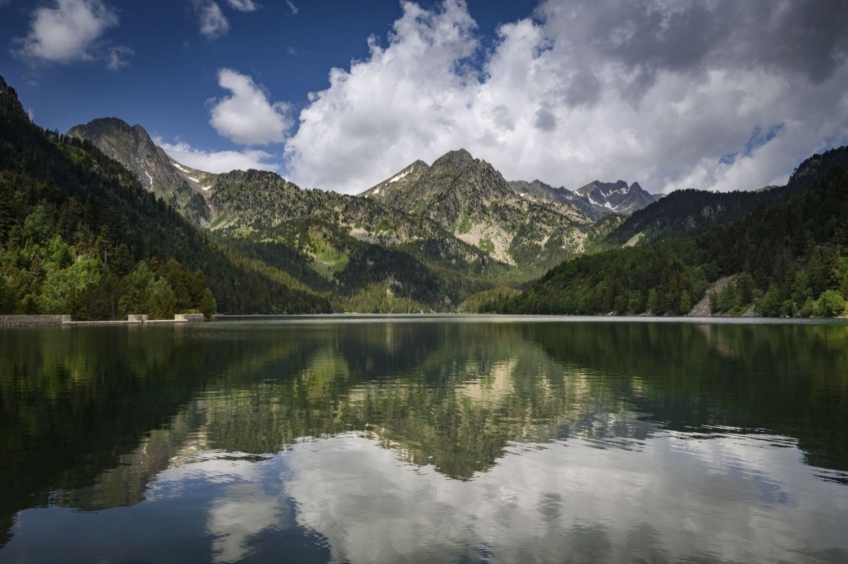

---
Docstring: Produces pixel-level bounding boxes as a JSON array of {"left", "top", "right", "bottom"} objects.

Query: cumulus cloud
[
  {"left": 209, "top": 68, "right": 292, "bottom": 145},
  {"left": 196, "top": 1, "right": 229, "bottom": 40},
  {"left": 13, "top": 0, "right": 121, "bottom": 65},
  {"left": 154, "top": 137, "right": 281, "bottom": 173},
  {"left": 283, "top": 0, "right": 848, "bottom": 194}
]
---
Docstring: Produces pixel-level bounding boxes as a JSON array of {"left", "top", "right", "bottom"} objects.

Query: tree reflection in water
[{"left": 1, "top": 319, "right": 847, "bottom": 563}]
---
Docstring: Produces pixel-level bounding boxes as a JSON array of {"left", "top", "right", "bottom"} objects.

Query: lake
[{"left": 1, "top": 317, "right": 847, "bottom": 563}]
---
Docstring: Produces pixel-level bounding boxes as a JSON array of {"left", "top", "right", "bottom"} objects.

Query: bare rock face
[
  {"left": 67, "top": 118, "right": 213, "bottom": 226},
  {"left": 508, "top": 179, "right": 611, "bottom": 220},
  {"left": 574, "top": 180, "right": 659, "bottom": 215}
]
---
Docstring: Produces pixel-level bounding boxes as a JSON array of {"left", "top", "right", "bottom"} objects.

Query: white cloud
[
  {"left": 224, "top": 0, "right": 257, "bottom": 11},
  {"left": 197, "top": 1, "right": 229, "bottom": 40},
  {"left": 282, "top": 0, "right": 848, "bottom": 195},
  {"left": 285, "top": 0, "right": 297, "bottom": 15},
  {"left": 14, "top": 0, "right": 119, "bottom": 65},
  {"left": 277, "top": 432, "right": 847, "bottom": 563},
  {"left": 209, "top": 68, "right": 292, "bottom": 145},
  {"left": 154, "top": 137, "right": 281, "bottom": 173}
]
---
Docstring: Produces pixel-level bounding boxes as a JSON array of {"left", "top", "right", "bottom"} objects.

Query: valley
[
  {"left": 64, "top": 115, "right": 657, "bottom": 312},
  {"left": 3, "top": 73, "right": 847, "bottom": 318}
]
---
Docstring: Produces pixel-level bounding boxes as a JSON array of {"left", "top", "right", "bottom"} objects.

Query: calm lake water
[{"left": 1, "top": 317, "right": 847, "bottom": 564}]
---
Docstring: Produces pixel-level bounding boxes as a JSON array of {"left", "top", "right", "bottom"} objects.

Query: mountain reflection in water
[{"left": 0, "top": 318, "right": 847, "bottom": 563}]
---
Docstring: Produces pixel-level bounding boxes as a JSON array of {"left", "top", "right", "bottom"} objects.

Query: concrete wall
[
  {"left": 0, "top": 315, "right": 71, "bottom": 328},
  {"left": 0, "top": 313, "right": 207, "bottom": 327},
  {"left": 174, "top": 313, "right": 205, "bottom": 323}
]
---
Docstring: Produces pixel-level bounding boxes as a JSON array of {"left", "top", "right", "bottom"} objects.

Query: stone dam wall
[
  {"left": 0, "top": 314, "right": 207, "bottom": 328},
  {"left": 0, "top": 315, "right": 71, "bottom": 328}
]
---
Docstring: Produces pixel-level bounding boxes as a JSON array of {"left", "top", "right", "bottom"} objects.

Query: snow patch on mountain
[{"left": 389, "top": 169, "right": 411, "bottom": 184}]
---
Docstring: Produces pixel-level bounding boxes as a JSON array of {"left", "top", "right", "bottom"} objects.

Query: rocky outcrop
[
  {"left": 508, "top": 179, "right": 613, "bottom": 220},
  {"left": 574, "top": 180, "right": 659, "bottom": 215}
]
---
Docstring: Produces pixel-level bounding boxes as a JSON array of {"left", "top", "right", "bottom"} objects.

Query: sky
[{"left": 1, "top": 0, "right": 847, "bottom": 195}]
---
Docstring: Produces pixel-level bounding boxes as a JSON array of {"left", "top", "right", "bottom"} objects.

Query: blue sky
[
  {"left": 1, "top": 0, "right": 538, "bottom": 153},
  {"left": 2, "top": 0, "right": 847, "bottom": 195}
]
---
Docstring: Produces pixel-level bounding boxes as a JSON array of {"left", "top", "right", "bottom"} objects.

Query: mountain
[
  {"left": 67, "top": 118, "right": 213, "bottom": 226},
  {"left": 361, "top": 149, "right": 620, "bottom": 270},
  {"left": 69, "top": 116, "right": 624, "bottom": 288},
  {"left": 574, "top": 180, "right": 659, "bottom": 215},
  {"left": 204, "top": 168, "right": 512, "bottom": 309},
  {"left": 605, "top": 147, "right": 848, "bottom": 247},
  {"left": 0, "top": 75, "right": 329, "bottom": 317},
  {"left": 67, "top": 119, "right": 515, "bottom": 310},
  {"left": 507, "top": 179, "right": 612, "bottom": 220},
  {"left": 486, "top": 150, "right": 848, "bottom": 318},
  {"left": 359, "top": 159, "right": 430, "bottom": 207}
]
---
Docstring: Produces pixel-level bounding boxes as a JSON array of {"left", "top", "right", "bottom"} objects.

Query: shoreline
[
  {"left": 0, "top": 314, "right": 206, "bottom": 329},
  {"left": 2, "top": 312, "right": 846, "bottom": 329}
]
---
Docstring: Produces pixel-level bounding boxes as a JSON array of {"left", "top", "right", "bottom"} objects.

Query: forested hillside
[
  {"left": 489, "top": 164, "right": 848, "bottom": 317},
  {"left": 0, "top": 76, "right": 330, "bottom": 318},
  {"left": 67, "top": 115, "right": 631, "bottom": 313},
  {"left": 606, "top": 147, "right": 848, "bottom": 246}
]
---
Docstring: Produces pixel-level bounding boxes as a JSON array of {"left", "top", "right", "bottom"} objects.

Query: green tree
[
  {"left": 815, "top": 290, "right": 846, "bottom": 317},
  {"left": 38, "top": 257, "right": 101, "bottom": 314},
  {"left": 614, "top": 294, "right": 628, "bottom": 315},
  {"left": 709, "top": 291, "right": 719, "bottom": 314},
  {"left": 679, "top": 290, "right": 692, "bottom": 315},
  {"left": 22, "top": 205, "right": 50, "bottom": 245},
  {"left": 647, "top": 288, "right": 659, "bottom": 315},
  {"left": 198, "top": 288, "right": 217, "bottom": 319},
  {"left": 145, "top": 278, "right": 176, "bottom": 319},
  {"left": 0, "top": 272, "right": 15, "bottom": 314},
  {"left": 717, "top": 283, "right": 740, "bottom": 313},
  {"left": 791, "top": 271, "right": 812, "bottom": 311},
  {"left": 736, "top": 273, "right": 755, "bottom": 305},
  {"left": 755, "top": 285, "right": 782, "bottom": 317},
  {"left": 627, "top": 291, "right": 643, "bottom": 315}
]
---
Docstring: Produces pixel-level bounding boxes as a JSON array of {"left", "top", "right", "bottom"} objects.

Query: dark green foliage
[
  {"left": 0, "top": 75, "right": 329, "bottom": 318},
  {"left": 606, "top": 147, "right": 848, "bottom": 246},
  {"left": 494, "top": 166, "right": 848, "bottom": 317},
  {"left": 815, "top": 290, "right": 846, "bottom": 317},
  {"left": 754, "top": 285, "right": 782, "bottom": 317},
  {"left": 488, "top": 238, "right": 708, "bottom": 315},
  {"left": 335, "top": 243, "right": 449, "bottom": 308},
  {"left": 709, "top": 277, "right": 751, "bottom": 315}
]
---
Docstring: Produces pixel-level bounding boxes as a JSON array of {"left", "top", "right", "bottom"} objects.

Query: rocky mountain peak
[
  {"left": 68, "top": 117, "right": 214, "bottom": 226},
  {"left": 430, "top": 148, "right": 476, "bottom": 172},
  {"left": 573, "top": 179, "right": 657, "bottom": 215}
]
